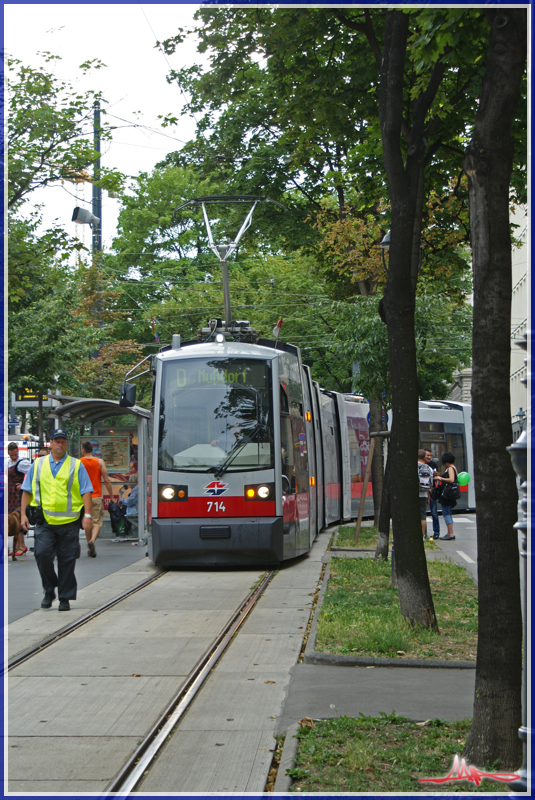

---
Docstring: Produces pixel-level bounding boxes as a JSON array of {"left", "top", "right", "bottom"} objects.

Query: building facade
[{"left": 449, "top": 205, "right": 528, "bottom": 442}]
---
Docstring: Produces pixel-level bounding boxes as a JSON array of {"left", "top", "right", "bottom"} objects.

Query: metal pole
[
  {"left": 221, "top": 254, "right": 232, "bottom": 327},
  {"left": 136, "top": 415, "right": 146, "bottom": 548},
  {"left": 507, "top": 333, "right": 529, "bottom": 795},
  {"left": 92, "top": 101, "right": 102, "bottom": 254}
]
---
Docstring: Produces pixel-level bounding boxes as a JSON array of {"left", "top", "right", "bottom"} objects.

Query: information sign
[{"left": 85, "top": 435, "right": 130, "bottom": 472}]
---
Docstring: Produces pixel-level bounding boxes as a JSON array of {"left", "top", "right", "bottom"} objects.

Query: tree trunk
[
  {"left": 378, "top": 10, "right": 438, "bottom": 630},
  {"left": 462, "top": 8, "right": 525, "bottom": 769},
  {"left": 368, "top": 395, "right": 383, "bottom": 526},
  {"left": 375, "top": 445, "right": 391, "bottom": 560}
]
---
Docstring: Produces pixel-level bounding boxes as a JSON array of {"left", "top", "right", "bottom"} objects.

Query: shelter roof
[{"left": 47, "top": 395, "right": 149, "bottom": 425}]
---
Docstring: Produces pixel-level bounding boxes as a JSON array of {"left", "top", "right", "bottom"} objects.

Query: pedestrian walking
[
  {"left": 417, "top": 449, "right": 434, "bottom": 538},
  {"left": 424, "top": 448, "right": 441, "bottom": 539},
  {"left": 6, "top": 442, "right": 31, "bottom": 556},
  {"left": 80, "top": 440, "right": 115, "bottom": 558},
  {"left": 20, "top": 429, "right": 94, "bottom": 611}
]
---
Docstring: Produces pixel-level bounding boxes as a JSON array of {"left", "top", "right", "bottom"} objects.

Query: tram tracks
[
  {"left": 8, "top": 566, "right": 277, "bottom": 793},
  {"left": 104, "top": 569, "right": 276, "bottom": 795},
  {"left": 7, "top": 569, "right": 167, "bottom": 672}
]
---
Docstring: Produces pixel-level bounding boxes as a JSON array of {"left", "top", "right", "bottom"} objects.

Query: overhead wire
[
  {"left": 139, "top": 4, "right": 208, "bottom": 145},
  {"left": 105, "top": 113, "right": 191, "bottom": 147}
]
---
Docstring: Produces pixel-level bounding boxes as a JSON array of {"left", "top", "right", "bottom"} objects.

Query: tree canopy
[{"left": 6, "top": 53, "right": 123, "bottom": 210}]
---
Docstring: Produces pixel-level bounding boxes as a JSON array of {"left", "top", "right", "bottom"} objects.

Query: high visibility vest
[{"left": 30, "top": 455, "right": 84, "bottom": 525}]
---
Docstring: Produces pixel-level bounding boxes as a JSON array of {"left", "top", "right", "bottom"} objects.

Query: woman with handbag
[{"left": 434, "top": 452, "right": 459, "bottom": 541}]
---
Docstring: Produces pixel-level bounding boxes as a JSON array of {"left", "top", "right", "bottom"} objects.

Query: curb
[
  {"left": 303, "top": 557, "right": 476, "bottom": 670},
  {"left": 303, "top": 652, "right": 476, "bottom": 669},
  {"left": 273, "top": 722, "right": 300, "bottom": 793}
]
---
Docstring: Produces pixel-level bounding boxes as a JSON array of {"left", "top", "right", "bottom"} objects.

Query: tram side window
[
  {"left": 419, "top": 423, "right": 466, "bottom": 473},
  {"left": 419, "top": 422, "right": 444, "bottom": 465},
  {"left": 280, "top": 391, "right": 308, "bottom": 494},
  {"left": 446, "top": 433, "right": 466, "bottom": 473},
  {"left": 321, "top": 400, "right": 337, "bottom": 487},
  {"left": 280, "top": 385, "right": 294, "bottom": 493},
  {"left": 290, "top": 402, "right": 308, "bottom": 494},
  {"left": 280, "top": 414, "right": 295, "bottom": 493},
  {"left": 348, "top": 428, "right": 361, "bottom": 483}
]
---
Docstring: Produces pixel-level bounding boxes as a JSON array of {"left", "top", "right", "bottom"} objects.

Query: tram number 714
[{"left": 207, "top": 501, "right": 226, "bottom": 513}]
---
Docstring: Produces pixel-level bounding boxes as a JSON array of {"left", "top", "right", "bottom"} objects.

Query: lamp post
[
  {"left": 380, "top": 229, "right": 391, "bottom": 272},
  {"left": 92, "top": 100, "right": 102, "bottom": 255},
  {"left": 71, "top": 100, "right": 102, "bottom": 261},
  {"left": 379, "top": 229, "right": 424, "bottom": 273},
  {"left": 506, "top": 333, "right": 529, "bottom": 795}
]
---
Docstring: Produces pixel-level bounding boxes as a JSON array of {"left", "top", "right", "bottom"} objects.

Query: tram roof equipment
[{"left": 172, "top": 196, "right": 286, "bottom": 337}]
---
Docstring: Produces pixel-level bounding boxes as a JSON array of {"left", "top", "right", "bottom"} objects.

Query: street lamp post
[
  {"left": 92, "top": 100, "right": 102, "bottom": 255},
  {"left": 506, "top": 333, "right": 529, "bottom": 795},
  {"left": 71, "top": 101, "right": 102, "bottom": 259},
  {"left": 380, "top": 229, "right": 391, "bottom": 272},
  {"left": 379, "top": 229, "right": 425, "bottom": 273},
  {"left": 515, "top": 406, "right": 526, "bottom": 437}
]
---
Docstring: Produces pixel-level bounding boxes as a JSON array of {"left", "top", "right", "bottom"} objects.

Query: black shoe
[
  {"left": 58, "top": 600, "right": 71, "bottom": 611},
  {"left": 88, "top": 541, "right": 96, "bottom": 558},
  {"left": 41, "top": 593, "right": 55, "bottom": 609}
]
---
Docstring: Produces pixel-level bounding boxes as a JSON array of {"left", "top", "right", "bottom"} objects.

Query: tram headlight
[
  {"left": 244, "top": 483, "right": 273, "bottom": 500},
  {"left": 159, "top": 484, "right": 189, "bottom": 502}
]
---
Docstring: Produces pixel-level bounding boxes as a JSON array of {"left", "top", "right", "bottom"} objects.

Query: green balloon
[{"left": 457, "top": 472, "right": 470, "bottom": 486}]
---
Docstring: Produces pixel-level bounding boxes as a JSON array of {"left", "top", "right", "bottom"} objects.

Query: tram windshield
[{"left": 158, "top": 357, "right": 274, "bottom": 473}]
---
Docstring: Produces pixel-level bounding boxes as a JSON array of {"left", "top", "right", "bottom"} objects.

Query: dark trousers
[
  {"left": 429, "top": 496, "right": 440, "bottom": 536},
  {"left": 34, "top": 520, "right": 80, "bottom": 601}
]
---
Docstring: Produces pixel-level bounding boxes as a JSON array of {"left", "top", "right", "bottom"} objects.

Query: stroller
[{"left": 108, "top": 501, "right": 132, "bottom": 537}]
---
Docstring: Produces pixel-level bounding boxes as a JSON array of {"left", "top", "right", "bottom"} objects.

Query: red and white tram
[{"left": 121, "top": 336, "right": 473, "bottom": 567}]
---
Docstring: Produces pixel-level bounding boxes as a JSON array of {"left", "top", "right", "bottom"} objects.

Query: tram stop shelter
[{"left": 47, "top": 396, "right": 150, "bottom": 547}]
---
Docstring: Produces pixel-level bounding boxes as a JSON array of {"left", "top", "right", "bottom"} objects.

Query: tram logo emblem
[{"left": 204, "top": 481, "right": 229, "bottom": 496}]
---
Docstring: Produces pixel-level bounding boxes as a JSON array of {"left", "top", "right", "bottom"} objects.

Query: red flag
[{"left": 272, "top": 317, "right": 283, "bottom": 339}]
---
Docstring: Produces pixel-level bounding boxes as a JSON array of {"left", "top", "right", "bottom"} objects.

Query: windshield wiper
[{"left": 213, "top": 423, "right": 265, "bottom": 479}]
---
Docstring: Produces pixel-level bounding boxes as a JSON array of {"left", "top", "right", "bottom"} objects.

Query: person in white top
[{"left": 417, "top": 449, "right": 434, "bottom": 539}]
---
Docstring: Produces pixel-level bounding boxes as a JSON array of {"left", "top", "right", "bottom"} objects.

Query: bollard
[{"left": 507, "top": 333, "right": 529, "bottom": 795}]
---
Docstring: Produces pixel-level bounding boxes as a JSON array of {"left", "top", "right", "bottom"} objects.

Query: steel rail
[
  {"left": 6, "top": 570, "right": 166, "bottom": 672},
  {"left": 103, "top": 569, "right": 276, "bottom": 796}
]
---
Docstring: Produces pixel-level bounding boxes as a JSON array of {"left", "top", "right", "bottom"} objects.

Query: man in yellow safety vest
[{"left": 20, "top": 429, "right": 94, "bottom": 611}]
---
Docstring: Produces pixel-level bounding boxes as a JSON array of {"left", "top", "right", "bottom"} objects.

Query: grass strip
[
  {"left": 334, "top": 523, "right": 379, "bottom": 548},
  {"left": 316, "top": 556, "right": 477, "bottom": 661},
  {"left": 332, "top": 525, "right": 439, "bottom": 550},
  {"left": 334, "top": 524, "right": 438, "bottom": 550},
  {"left": 287, "top": 713, "right": 507, "bottom": 793}
]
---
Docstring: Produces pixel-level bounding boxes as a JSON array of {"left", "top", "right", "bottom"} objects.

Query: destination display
[{"left": 166, "top": 358, "right": 269, "bottom": 391}]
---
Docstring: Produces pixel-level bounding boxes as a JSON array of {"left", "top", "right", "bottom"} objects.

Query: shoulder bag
[{"left": 440, "top": 469, "right": 460, "bottom": 505}]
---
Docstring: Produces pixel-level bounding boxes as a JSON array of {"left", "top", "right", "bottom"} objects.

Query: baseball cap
[{"left": 50, "top": 429, "right": 69, "bottom": 440}]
